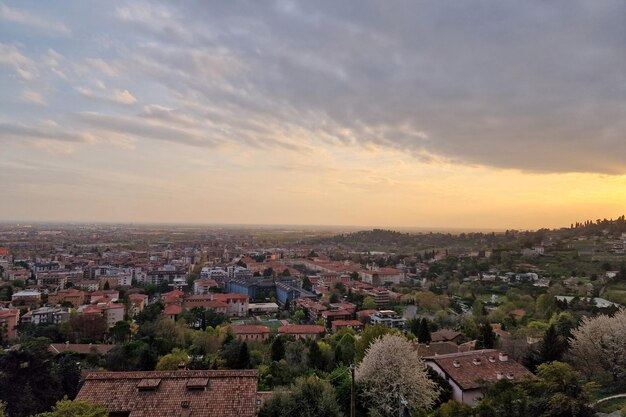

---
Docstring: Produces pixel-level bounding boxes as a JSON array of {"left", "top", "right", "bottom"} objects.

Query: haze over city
[{"left": 1, "top": 1, "right": 625, "bottom": 229}]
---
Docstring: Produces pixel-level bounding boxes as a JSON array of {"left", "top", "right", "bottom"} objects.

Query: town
[{"left": 1, "top": 218, "right": 626, "bottom": 416}]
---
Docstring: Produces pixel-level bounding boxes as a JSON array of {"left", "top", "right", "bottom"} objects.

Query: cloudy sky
[{"left": 1, "top": 1, "right": 625, "bottom": 229}]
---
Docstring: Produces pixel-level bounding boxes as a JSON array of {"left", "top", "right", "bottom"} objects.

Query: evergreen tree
[
  {"left": 271, "top": 336, "right": 286, "bottom": 361},
  {"left": 418, "top": 318, "right": 432, "bottom": 344}
]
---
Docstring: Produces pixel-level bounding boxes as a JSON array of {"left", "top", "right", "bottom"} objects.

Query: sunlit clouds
[{"left": 1, "top": 1, "right": 625, "bottom": 229}]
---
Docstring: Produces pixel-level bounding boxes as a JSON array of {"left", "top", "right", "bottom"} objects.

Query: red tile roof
[
  {"left": 426, "top": 350, "right": 534, "bottom": 390},
  {"left": 331, "top": 320, "right": 363, "bottom": 327},
  {"left": 164, "top": 304, "right": 183, "bottom": 316},
  {"left": 278, "top": 324, "right": 325, "bottom": 335},
  {"left": 49, "top": 343, "right": 115, "bottom": 355},
  {"left": 231, "top": 325, "right": 270, "bottom": 335},
  {"left": 76, "top": 370, "right": 260, "bottom": 417}
]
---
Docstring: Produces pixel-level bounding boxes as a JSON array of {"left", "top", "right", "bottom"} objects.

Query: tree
[
  {"left": 523, "top": 324, "right": 568, "bottom": 372},
  {"left": 569, "top": 308, "right": 626, "bottom": 380},
  {"left": 57, "top": 354, "right": 82, "bottom": 400},
  {"left": 334, "top": 333, "right": 355, "bottom": 365},
  {"left": 32, "top": 399, "right": 107, "bottom": 417},
  {"left": 271, "top": 336, "right": 286, "bottom": 361},
  {"left": 354, "top": 324, "right": 394, "bottom": 362},
  {"left": 135, "top": 302, "right": 164, "bottom": 325},
  {"left": 220, "top": 340, "right": 251, "bottom": 369},
  {"left": 109, "top": 320, "right": 131, "bottom": 344},
  {"left": 156, "top": 348, "right": 189, "bottom": 370},
  {"left": 362, "top": 296, "right": 376, "bottom": 310},
  {"left": 308, "top": 341, "right": 325, "bottom": 370},
  {"left": 258, "top": 376, "right": 342, "bottom": 417},
  {"left": 69, "top": 314, "right": 107, "bottom": 343},
  {"left": 356, "top": 334, "right": 439, "bottom": 416},
  {"left": 418, "top": 318, "right": 432, "bottom": 344},
  {"left": 477, "top": 321, "right": 496, "bottom": 349}
]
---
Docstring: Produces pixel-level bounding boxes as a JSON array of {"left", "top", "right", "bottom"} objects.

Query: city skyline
[{"left": 1, "top": 1, "right": 625, "bottom": 229}]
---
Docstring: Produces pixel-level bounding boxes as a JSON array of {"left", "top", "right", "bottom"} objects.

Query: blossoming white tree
[
  {"left": 569, "top": 308, "right": 626, "bottom": 381},
  {"left": 355, "top": 333, "right": 439, "bottom": 417}
]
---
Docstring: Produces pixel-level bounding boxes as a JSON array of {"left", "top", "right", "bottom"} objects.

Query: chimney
[
  {"left": 496, "top": 371, "right": 503, "bottom": 380},
  {"left": 498, "top": 352, "right": 508, "bottom": 362}
]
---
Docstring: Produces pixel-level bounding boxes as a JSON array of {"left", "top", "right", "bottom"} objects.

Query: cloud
[
  {"left": 20, "top": 89, "right": 46, "bottom": 105},
  {"left": 0, "top": 3, "right": 70, "bottom": 36},
  {"left": 2, "top": 1, "right": 625, "bottom": 175},
  {"left": 77, "top": 87, "right": 138, "bottom": 106},
  {"left": 0, "top": 121, "right": 96, "bottom": 145}
]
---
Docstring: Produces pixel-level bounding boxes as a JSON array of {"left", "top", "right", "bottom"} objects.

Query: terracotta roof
[
  {"left": 49, "top": 343, "right": 115, "bottom": 355},
  {"left": 321, "top": 309, "right": 351, "bottom": 318},
  {"left": 231, "top": 325, "right": 270, "bottom": 335},
  {"left": 356, "top": 309, "right": 378, "bottom": 316},
  {"left": 426, "top": 350, "right": 534, "bottom": 390},
  {"left": 278, "top": 325, "right": 325, "bottom": 335},
  {"left": 331, "top": 320, "right": 363, "bottom": 327},
  {"left": 76, "top": 370, "right": 260, "bottom": 417},
  {"left": 164, "top": 304, "right": 183, "bottom": 315},
  {"left": 415, "top": 341, "right": 460, "bottom": 357},
  {"left": 431, "top": 329, "right": 463, "bottom": 342}
]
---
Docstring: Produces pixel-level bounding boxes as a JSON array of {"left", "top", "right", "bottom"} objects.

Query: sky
[{"left": 0, "top": 1, "right": 625, "bottom": 230}]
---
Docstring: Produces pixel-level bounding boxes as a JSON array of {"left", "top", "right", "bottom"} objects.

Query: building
[
  {"left": 431, "top": 329, "right": 464, "bottom": 344},
  {"left": 11, "top": 290, "right": 42, "bottom": 308},
  {"left": 75, "top": 370, "right": 265, "bottom": 417},
  {"left": 248, "top": 302, "right": 279, "bottom": 315},
  {"left": 231, "top": 325, "right": 271, "bottom": 342},
  {"left": 331, "top": 320, "right": 364, "bottom": 332},
  {"left": 277, "top": 324, "right": 326, "bottom": 340},
  {"left": 425, "top": 350, "right": 534, "bottom": 405},
  {"left": 74, "top": 280, "right": 100, "bottom": 292},
  {"left": 193, "top": 279, "right": 218, "bottom": 295},
  {"left": 275, "top": 282, "right": 317, "bottom": 306},
  {"left": 47, "top": 288, "right": 88, "bottom": 307},
  {"left": 21, "top": 306, "right": 70, "bottom": 325},
  {"left": 0, "top": 309, "right": 19, "bottom": 341},
  {"left": 36, "top": 273, "right": 68, "bottom": 289},
  {"left": 321, "top": 309, "right": 352, "bottom": 327},
  {"left": 3, "top": 268, "right": 30, "bottom": 282},
  {"left": 49, "top": 343, "right": 115, "bottom": 356},
  {"left": 360, "top": 267, "right": 405, "bottom": 285},
  {"left": 128, "top": 293, "right": 148, "bottom": 316},
  {"left": 369, "top": 310, "right": 405, "bottom": 328}
]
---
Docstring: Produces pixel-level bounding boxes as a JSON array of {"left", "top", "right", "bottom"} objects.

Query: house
[
  {"left": 128, "top": 293, "right": 148, "bottom": 316},
  {"left": 431, "top": 329, "right": 464, "bottom": 344},
  {"left": 74, "top": 280, "right": 101, "bottom": 292},
  {"left": 331, "top": 320, "right": 364, "bottom": 332},
  {"left": 356, "top": 309, "right": 378, "bottom": 323},
  {"left": 75, "top": 370, "right": 265, "bottom": 417},
  {"left": 90, "top": 290, "right": 120, "bottom": 304},
  {"left": 360, "top": 267, "right": 404, "bottom": 285},
  {"left": 231, "top": 325, "right": 271, "bottom": 342},
  {"left": 193, "top": 279, "right": 219, "bottom": 295},
  {"left": 21, "top": 306, "right": 70, "bottom": 325},
  {"left": 47, "top": 288, "right": 88, "bottom": 307},
  {"left": 425, "top": 350, "right": 534, "bottom": 405},
  {"left": 321, "top": 309, "right": 352, "bottom": 327},
  {"left": 0, "top": 309, "right": 19, "bottom": 341},
  {"left": 278, "top": 324, "right": 326, "bottom": 340},
  {"left": 11, "top": 290, "right": 42, "bottom": 308},
  {"left": 369, "top": 310, "right": 405, "bottom": 328},
  {"left": 49, "top": 343, "right": 115, "bottom": 356},
  {"left": 247, "top": 302, "right": 279, "bottom": 315}
]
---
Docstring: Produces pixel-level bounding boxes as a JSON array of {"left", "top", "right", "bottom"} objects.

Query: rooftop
[{"left": 76, "top": 370, "right": 261, "bottom": 417}]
